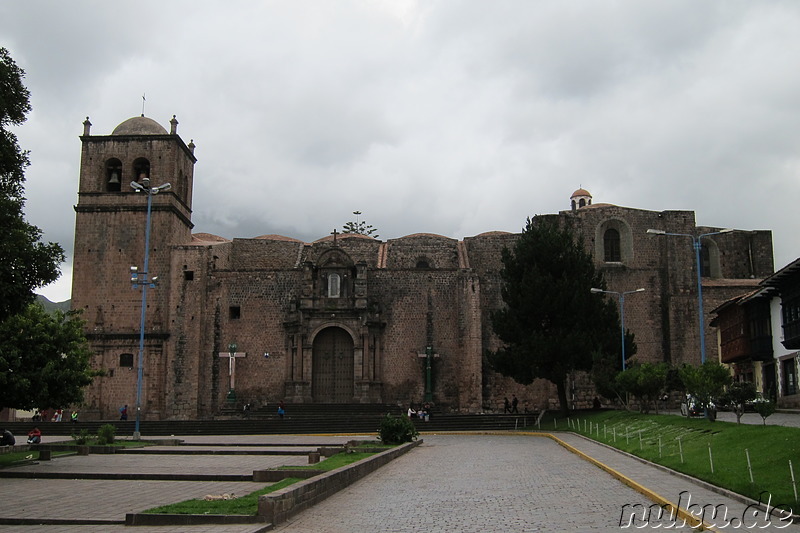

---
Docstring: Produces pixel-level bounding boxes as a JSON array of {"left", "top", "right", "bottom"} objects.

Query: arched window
[
  {"left": 105, "top": 158, "right": 122, "bottom": 192},
  {"left": 132, "top": 158, "right": 150, "bottom": 184},
  {"left": 604, "top": 228, "right": 621, "bottom": 262},
  {"left": 416, "top": 258, "right": 431, "bottom": 269},
  {"left": 579, "top": 198, "right": 587, "bottom": 208}
]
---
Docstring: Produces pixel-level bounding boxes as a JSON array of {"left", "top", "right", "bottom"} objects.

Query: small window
[
  {"left": 184, "top": 270, "right": 194, "bottom": 281},
  {"left": 229, "top": 306, "right": 241, "bottom": 319},
  {"left": 604, "top": 228, "right": 621, "bottom": 262},
  {"left": 416, "top": 259, "right": 431, "bottom": 269},
  {"left": 119, "top": 353, "right": 134, "bottom": 367},
  {"left": 327, "top": 273, "right": 341, "bottom": 298}
]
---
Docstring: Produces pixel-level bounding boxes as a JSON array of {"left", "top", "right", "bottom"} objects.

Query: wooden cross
[
  {"left": 331, "top": 228, "right": 339, "bottom": 246},
  {"left": 218, "top": 345, "right": 246, "bottom": 392}
]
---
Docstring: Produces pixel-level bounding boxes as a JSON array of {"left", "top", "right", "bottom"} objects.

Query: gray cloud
[{"left": 1, "top": 0, "right": 798, "bottom": 301}]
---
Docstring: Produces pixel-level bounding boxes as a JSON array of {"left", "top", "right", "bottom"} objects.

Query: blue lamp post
[
  {"left": 646, "top": 228, "right": 733, "bottom": 364},
  {"left": 130, "top": 177, "right": 171, "bottom": 440},
  {"left": 590, "top": 287, "right": 645, "bottom": 370}
]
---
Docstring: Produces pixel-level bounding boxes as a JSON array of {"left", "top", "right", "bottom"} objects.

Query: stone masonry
[{"left": 70, "top": 116, "right": 774, "bottom": 420}]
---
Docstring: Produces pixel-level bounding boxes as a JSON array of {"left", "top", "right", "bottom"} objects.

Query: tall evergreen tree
[
  {"left": 488, "top": 216, "right": 622, "bottom": 415},
  {"left": 342, "top": 210, "right": 379, "bottom": 238},
  {"left": 0, "top": 47, "right": 64, "bottom": 322}
]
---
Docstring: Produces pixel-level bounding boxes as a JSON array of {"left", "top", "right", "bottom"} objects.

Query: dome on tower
[
  {"left": 112, "top": 115, "right": 168, "bottom": 135},
  {"left": 570, "top": 188, "right": 592, "bottom": 211}
]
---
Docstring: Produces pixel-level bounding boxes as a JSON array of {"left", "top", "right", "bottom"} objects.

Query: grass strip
[
  {"left": 0, "top": 450, "right": 70, "bottom": 467},
  {"left": 555, "top": 410, "right": 800, "bottom": 504},
  {"left": 144, "top": 477, "right": 303, "bottom": 515}
]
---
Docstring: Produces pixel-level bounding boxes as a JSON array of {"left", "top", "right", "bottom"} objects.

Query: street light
[
  {"left": 130, "top": 177, "right": 171, "bottom": 440},
  {"left": 590, "top": 288, "right": 645, "bottom": 370},
  {"left": 646, "top": 228, "right": 733, "bottom": 364}
]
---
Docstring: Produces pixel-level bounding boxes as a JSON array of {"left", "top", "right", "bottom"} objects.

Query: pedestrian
[
  {"left": 52, "top": 409, "right": 62, "bottom": 422},
  {"left": 40, "top": 409, "right": 49, "bottom": 423},
  {"left": 119, "top": 404, "right": 128, "bottom": 420},
  {"left": 27, "top": 427, "right": 42, "bottom": 445},
  {"left": 1, "top": 428, "right": 15, "bottom": 446},
  {"left": 503, "top": 397, "right": 511, "bottom": 413},
  {"left": 511, "top": 395, "right": 519, "bottom": 414},
  {"left": 70, "top": 410, "right": 79, "bottom": 423},
  {"left": 277, "top": 400, "right": 285, "bottom": 420}
]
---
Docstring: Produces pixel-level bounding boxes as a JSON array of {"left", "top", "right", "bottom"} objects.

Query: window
[
  {"left": 416, "top": 259, "right": 431, "bottom": 269},
  {"left": 105, "top": 158, "right": 122, "bottom": 192},
  {"left": 603, "top": 228, "right": 621, "bottom": 262},
  {"left": 327, "top": 273, "right": 341, "bottom": 298},
  {"left": 132, "top": 158, "right": 150, "bottom": 184},
  {"left": 229, "top": 306, "right": 241, "bottom": 319},
  {"left": 119, "top": 353, "right": 134, "bottom": 367},
  {"left": 783, "top": 358, "right": 797, "bottom": 395},
  {"left": 183, "top": 270, "right": 194, "bottom": 281}
]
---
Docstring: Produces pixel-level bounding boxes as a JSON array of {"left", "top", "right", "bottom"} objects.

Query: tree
[
  {"left": 753, "top": 398, "right": 776, "bottom": 426},
  {"left": 719, "top": 381, "right": 758, "bottom": 424},
  {"left": 488, "top": 216, "right": 622, "bottom": 415},
  {"left": 0, "top": 47, "right": 65, "bottom": 322},
  {"left": 342, "top": 211, "right": 379, "bottom": 238},
  {"left": 616, "top": 363, "right": 669, "bottom": 414},
  {"left": 0, "top": 303, "right": 95, "bottom": 413},
  {"left": 678, "top": 361, "right": 731, "bottom": 421}
]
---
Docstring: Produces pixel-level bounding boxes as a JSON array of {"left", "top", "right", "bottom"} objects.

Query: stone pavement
[
  {"left": 0, "top": 431, "right": 797, "bottom": 532},
  {"left": 273, "top": 434, "right": 800, "bottom": 532}
]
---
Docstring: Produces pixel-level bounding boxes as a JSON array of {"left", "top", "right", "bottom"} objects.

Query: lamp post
[
  {"left": 130, "top": 177, "right": 171, "bottom": 440},
  {"left": 590, "top": 288, "right": 645, "bottom": 370},
  {"left": 646, "top": 228, "right": 733, "bottom": 364}
]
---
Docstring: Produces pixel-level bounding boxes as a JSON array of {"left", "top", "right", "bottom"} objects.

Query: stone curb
[{"left": 258, "top": 439, "right": 423, "bottom": 526}]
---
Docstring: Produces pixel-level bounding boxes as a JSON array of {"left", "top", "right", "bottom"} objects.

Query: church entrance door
[{"left": 312, "top": 327, "right": 354, "bottom": 403}]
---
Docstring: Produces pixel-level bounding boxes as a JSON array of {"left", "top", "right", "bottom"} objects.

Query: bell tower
[{"left": 71, "top": 114, "right": 196, "bottom": 419}]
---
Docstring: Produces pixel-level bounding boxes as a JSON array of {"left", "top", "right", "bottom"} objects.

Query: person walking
[
  {"left": 277, "top": 400, "right": 286, "bottom": 420},
  {"left": 503, "top": 397, "right": 511, "bottom": 413},
  {"left": 511, "top": 395, "right": 519, "bottom": 414}
]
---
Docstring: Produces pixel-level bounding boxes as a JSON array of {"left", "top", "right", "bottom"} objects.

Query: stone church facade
[{"left": 70, "top": 116, "right": 775, "bottom": 420}]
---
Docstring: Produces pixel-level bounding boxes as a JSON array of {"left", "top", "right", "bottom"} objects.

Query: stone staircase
[{"left": 2, "top": 404, "right": 539, "bottom": 438}]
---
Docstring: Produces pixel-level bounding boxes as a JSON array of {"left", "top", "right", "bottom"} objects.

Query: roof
[
  {"left": 571, "top": 188, "right": 591, "bottom": 198},
  {"left": 761, "top": 257, "right": 800, "bottom": 289},
  {"left": 112, "top": 116, "right": 168, "bottom": 135}
]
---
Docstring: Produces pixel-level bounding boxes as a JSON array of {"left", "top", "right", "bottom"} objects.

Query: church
[{"left": 70, "top": 115, "right": 775, "bottom": 420}]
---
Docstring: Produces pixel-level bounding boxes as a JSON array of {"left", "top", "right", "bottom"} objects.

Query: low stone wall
[{"left": 258, "top": 439, "right": 422, "bottom": 525}]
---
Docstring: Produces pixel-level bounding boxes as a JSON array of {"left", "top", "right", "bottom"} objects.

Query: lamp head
[
  {"left": 590, "top": 288, "right": 604, "bottom": 294},
  {"left": 646, "top": 229, "right": 666, "bottom": 235}
]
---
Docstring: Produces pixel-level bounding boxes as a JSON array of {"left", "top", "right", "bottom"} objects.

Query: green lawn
[
  {"left": 143, "top": 451, "right": 378, "bottom": 515},
  {"left": 552, "top": 410, "right": 799, "bottom": 504}
]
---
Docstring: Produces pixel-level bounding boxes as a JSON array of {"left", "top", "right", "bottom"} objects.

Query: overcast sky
[{"left": 2, "top": 1, "right": 799, "bottom": 302}]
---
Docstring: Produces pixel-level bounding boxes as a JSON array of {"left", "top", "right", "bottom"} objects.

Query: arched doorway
[{"left": 312, "top": 327, "right": 354, "bottom": 403}]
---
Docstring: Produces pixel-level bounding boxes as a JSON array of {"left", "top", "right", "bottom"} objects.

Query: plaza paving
[{"left": 0, "top": 421, "right": 797, "bottom": 532}]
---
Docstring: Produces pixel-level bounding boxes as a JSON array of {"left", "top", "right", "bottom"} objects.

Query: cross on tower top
[{"left": 331, "top": 228, "right": 339, "bottom": 246}]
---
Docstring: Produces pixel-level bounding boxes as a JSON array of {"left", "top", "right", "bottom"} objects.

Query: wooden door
[{"left": 312, "top": 327, "right": 354, "bottom": 403}]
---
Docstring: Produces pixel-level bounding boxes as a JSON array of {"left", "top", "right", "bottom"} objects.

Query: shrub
[
  {"left": 96, "top": 424, "right": 116, "bottom": 445},
  {"left": 71, "top": 429, "right": 90, "bottom": 445},
  {"left": 377, "top": 414, "right": 419, "bottom": 444},
  {"left": 753, "top": 398, "right": 776, "bottom": 425}
]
